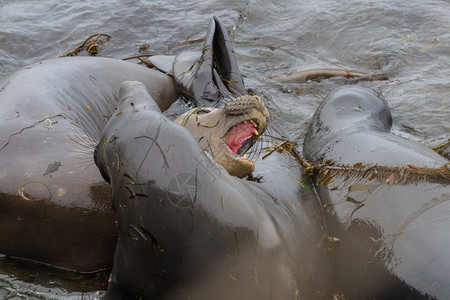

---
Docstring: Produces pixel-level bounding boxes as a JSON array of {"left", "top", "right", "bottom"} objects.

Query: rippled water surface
[{"left": 0, "top": 0, "right": 449, "bottom": 298}]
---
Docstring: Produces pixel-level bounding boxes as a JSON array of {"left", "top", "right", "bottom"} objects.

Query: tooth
[{"left": 253, "top": 129, "right": 259, "bottom": 135}]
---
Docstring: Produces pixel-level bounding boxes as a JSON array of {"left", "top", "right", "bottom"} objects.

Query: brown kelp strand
[
  {"left": 122, "top": 54, "right": 155, "bottom": 68},
  {"left": 263, "top": 140, "right": 450, "bottom": 185},
  {"left": 273, "top": 69, "right": 389, "bottom": 84},
  {"left": 61, "top": 33, "right": 111, "bottom": 57}
]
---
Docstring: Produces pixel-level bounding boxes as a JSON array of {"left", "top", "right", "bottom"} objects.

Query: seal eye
[{"left": 196, "top": 109, "right": 211, "bottom": 115}]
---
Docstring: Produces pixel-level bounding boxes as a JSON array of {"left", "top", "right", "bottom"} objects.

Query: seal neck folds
[{"left": 175, "top": 95, "right": 269, "bottom": 178}]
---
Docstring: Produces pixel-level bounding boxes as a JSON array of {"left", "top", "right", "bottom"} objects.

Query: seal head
[{"left": 176, "top": 95, "right": 269, "bottom": 178}]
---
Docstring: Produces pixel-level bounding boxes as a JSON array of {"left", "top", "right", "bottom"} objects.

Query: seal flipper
[
  {"left": 210, "top": 16, "right": 246, "bottom": 96},
  {"left": 172, "top": 16, "right": 246, "bottom": 107},
  {"left": 147, "top": 55, "right": 176, "bottom": 75}
]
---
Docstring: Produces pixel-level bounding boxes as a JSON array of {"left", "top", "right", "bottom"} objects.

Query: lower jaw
[{"left": 227, "top": 157, "right": 255, "bottom": 178}]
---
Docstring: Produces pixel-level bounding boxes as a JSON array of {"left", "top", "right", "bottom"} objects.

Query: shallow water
[
  {"left": 0, "top": 0, "right": 449, "bottom": 297},
  {"left": 0, "top": 255, "right": 107, "bottom": 299}
]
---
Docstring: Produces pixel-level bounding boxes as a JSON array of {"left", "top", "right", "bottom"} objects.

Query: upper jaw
[{"left": 223, "top": 116, "right": 265, "bottom": 160}]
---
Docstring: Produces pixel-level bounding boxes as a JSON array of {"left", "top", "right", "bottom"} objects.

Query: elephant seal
[
  {"left": 303, "top": 86, "right": 450, "bottom": 299},
  {"left": 95, "top": 80, "right": 333, "bottom": 299},
  {"left": 0, "top": 57, "right": 178, "bottom": 272}
]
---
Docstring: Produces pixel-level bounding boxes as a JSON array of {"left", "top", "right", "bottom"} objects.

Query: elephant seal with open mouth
[
  {"left": 175, "top": 95, "right": 269, "bottom": 178},
  {"left": 95, "top": 80, "right": 332, "bottom": 299}
]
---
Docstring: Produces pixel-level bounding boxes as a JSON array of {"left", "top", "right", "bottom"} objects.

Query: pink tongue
[{"left": 225, "top": 122, "right": 255, "bottom": 154}]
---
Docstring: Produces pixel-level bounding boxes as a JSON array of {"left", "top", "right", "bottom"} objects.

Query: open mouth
[{"left": 225, "top": 119, "right": 260, "bottom": 158}]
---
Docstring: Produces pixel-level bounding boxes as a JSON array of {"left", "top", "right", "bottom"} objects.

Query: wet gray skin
[
  {"left": 95, "top": 80, "right": 333, "bottom": 299},
  {"left": 303, "top": 86, "right": 450, "bottom": 299},
  {"left": 0, "top": 57, "right": 178, "bottom": 272}
]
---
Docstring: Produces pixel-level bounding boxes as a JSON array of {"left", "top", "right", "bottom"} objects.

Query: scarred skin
[
  {"left": 303, "top": 86, "right": 450, "bottom": 299},
  {"left": 0, "top": 57, "right": 178, "bottom": 272}
]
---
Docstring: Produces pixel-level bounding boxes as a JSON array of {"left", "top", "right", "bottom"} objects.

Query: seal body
[
  {"left": 303, "top": 86, "right": 450, "bottom": 299},
  {"left": 0, "top": 57, "right": 178, "bottom": 272},
  {"left": 96, "top": 81, "right": 333, "bottom": 299}
]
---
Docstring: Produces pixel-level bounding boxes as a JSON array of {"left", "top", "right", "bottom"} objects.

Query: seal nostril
[
  {"left": 94, "top": 143, "right": 111, "bottom": 184},
  {"left": 93, "top": 144, "right": 99, "bottom": 166}
]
